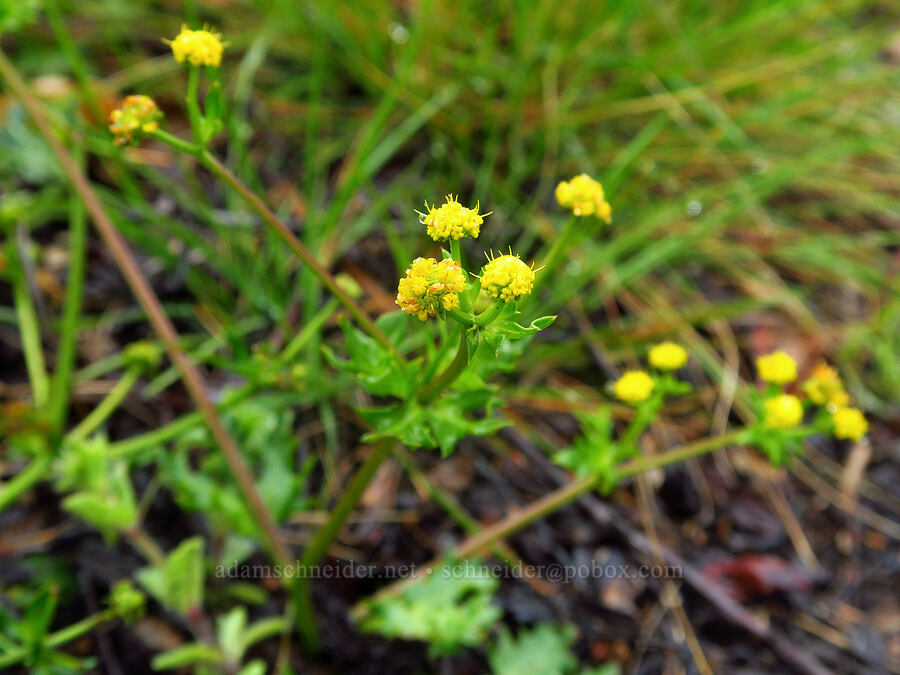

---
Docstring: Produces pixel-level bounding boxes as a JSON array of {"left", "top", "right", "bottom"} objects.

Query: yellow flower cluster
[
  {"left": 167, "top": 25, "right": 225, "bottom": 67},
  {"left": 396, "top": 257, "right": 467, "bottom": 321},
  {"left": 108, "top": 95, "right": 162, "bottom": 146},
  {"left": 802, "top": 363, "right": 848, "bottom": 410},
  {"left": 613, "top": 371, "right": 655, "bottom": 405},
  {"left": 763, "top": 394, "right": 803, "bottom": 429},
  {"left": 832, "top": 407, "right": 868, "bottom": 442},
  {"left": 481, "top": 253, "right": 535, "bottom": 302},
  {"left": 756, "top": 350, "right": 797, "bottom": 385},
  {"left": 555, "top": 174, "right": 612, "bottom": 221},
  {"left": 417, "top": 195, "right": 487, "bottom": 241},
  {"left": 649, "top": 342, "right": 687, "bottom": 371}
]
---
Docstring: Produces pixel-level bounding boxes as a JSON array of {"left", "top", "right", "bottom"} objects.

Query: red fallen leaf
[{"left": 700, "top": 555, "right": 812, "bottom": 601}]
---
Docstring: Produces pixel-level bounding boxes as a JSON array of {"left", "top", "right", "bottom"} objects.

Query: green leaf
[
  {"left": 137, "top": 537, "right": 205, "bottom": 616},
  {"left": 323, "top": 318, "right": 415, "bottom": 398},
  {"left": 151, "top": 643, "right": 222, "bottom": 670},
  {"left": 359, "top": 561, "right": 501, "bottom": 657},
  {"left": 240, "top": 617, "right": 287, "bottom": 654},
  {"left": 489, "top": 624, "right": 578, "bottom": 675},
  {"left": 61, "top": 463, "right": 138, "bottom": 538},
  {"left": 360, "top": 403, "right": 436, "bottom": 448},
  {"left": 237, "top": 661, "right": 267, "bottom": 675},
  {"left": 217, "top": 607, "right": 247, "bottom": 663}
]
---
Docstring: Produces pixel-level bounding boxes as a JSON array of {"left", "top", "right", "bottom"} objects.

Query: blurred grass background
[{"left": 3, "top": 0, "right": 898, "bottom": 431}]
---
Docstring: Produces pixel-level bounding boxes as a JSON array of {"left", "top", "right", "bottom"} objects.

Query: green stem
[
  {"left": 148, "top": 128, "right": 201, "bottom": 156},
  {"left": 538, "top": 214, "right": 578, "bottom": 282},
  {"left": 474, "top": 301, "right": 503, "bottom": 327},
  {"left": 617, "top": 430, "right": 745, "bottom": 478},
  {"left": 44, "top": 0, "right": 103, "bottom": 123},
  {"left": 0, "top": 46, "right": 294, "bottom": 576},
  {"left": 0, "top": 455, "right": 53, "bottom": 513},
  {"left": 450, "top": 238, "right": 472, "bottom": 312},
  {"left": 125, "top": 525, "right": 167, "bottom": 567},
  {"left": 9, "top": 238, "right": 49, "bottom": 408},
  {"left": 418, "top": 326, "right": 469, "bottom": 402},
  {"left": 108, "top": 384, "right": 256, "bottom": 459},
  {"left": 67, "top": 367, "right": 141, "bottom": 443},
  {"left": 185, "top": 65, "right": 203, "bottom": 144},
  {"left": 49, "top": 146, "right": 88, "bottom": 433},
  {"left": 446, "top": 307, "right": 474, "bottom": 326},
  {"left": 454, "top": 430, "right": 744, "bottom": 559},
  {"left": 294, "top": 439, "right": 395, "bottom": 652},
  {"left": 0, "top": 610, "right": 114, "bottom": 669},
  {"left": 196, "top": 150, "right": 400, "bottom": 363}
]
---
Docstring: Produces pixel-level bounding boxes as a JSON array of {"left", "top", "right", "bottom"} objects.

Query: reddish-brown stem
[{"left": 0, "top": 49, "right": 292, "bottom": 569}]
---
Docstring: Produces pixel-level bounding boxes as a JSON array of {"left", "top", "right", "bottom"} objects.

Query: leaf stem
[
  {"left": 67, "top": 367, "right": 141, "bottom": 443},
  {"left": 294, "top": 439, "right": 395, "bottom": 652},
  {"left": 196, "top": 149, "right": 400, "bottom": 363},
  {"left": 0, "top": 455, "right": 53, "bottom": 514},
  {"left": 9, "top": 235, "right": 49, "bottom": 408},
  {"left": 0, "top": 610, "right": 115, "bottom": 669},
  {"left": 49, "top": 144, "right": 88, "bottom": 434},
  {"left": 418, "top": 326, "right": 469, "bottom": 402}
]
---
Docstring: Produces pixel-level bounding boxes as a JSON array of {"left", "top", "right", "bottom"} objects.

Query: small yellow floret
[
  {"left": 417, "top": 195, "right": 487, "bottom": 240},
  {"left": 832, "top": 407, "right": 867, "bottom": 441},
  {"left": 396, "top": 257, "right": 467, "bottom": 321},
  {"left": 756, "top": 350, "right": 798, "bottom": 385},
  {"left": 108, "top": 95, "right": 162, "bottom": 146},
  {"left": 613, "top": 370, "right": 655, "bottom": 405},
  {"left": 167, "top": 25, "right": 225, "bottom": 67},
  {"left": 648, "top": 342, "right": 687, "bottom": 371},
  {"left": 802, "top": 363, "right": 849, "bottom": 410},
  {"left": 481, "top": 253, "right": 535, "bottom": 302},
  {"left": 554, "top": 173, "right": 612, "bottom": 221},
  {"left": 763, "top": 394, "right": 803, "bottom": 429}
]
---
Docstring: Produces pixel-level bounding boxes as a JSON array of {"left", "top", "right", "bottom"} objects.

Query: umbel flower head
[
  {"left": 166, "top": 25, "right": 225, "bottom": 67},
  {"left": 756, "top": 350, "right": 798, "bottom": 385},
  {"left": 417, "top": 195, "right": 488, "bottom": 241},
  {"left": 802, "top": 363, "right": 849, "bottom": 410},
  {"left": 481, "top": 252, "right": 535, "bottom": 302},
  {"left": 613, "top": 370, "right": 655, "bottom": 405},
  {"left": 396, "top": 257, "right": 467, "bottom": 321},
  {"left": 832, "top": 407, "right": 868, "bottom": 441},
  {"left": 555, "top": 173, "right": 612, "bottom": 221},
  {"left": 763, "top": 394, "right": 803, "bottom": 429},
  {"left": 648, "top": 342, "right": 687, "bottom": 371},
  {"left": 108, "top": 95, "right": 162, "bottom": 146}
]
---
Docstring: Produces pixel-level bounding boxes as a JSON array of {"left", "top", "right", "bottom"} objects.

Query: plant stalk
[
  {"left": 0, "top": 49, "right": 293, "bottom": 570},
  {"left": 66, "top": 367, "right": 141, "bottom": 443},
  {"left": 294, "top": 439, "right": 395, "bottom": 652}
]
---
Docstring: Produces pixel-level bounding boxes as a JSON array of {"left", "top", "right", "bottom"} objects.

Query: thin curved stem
[
  {"left": 0, "top": 609, "right": 114, "bottom": 670},
  {"left": 294, "top": 439, "right": 395, "bottom": 652},
  {"left": 0, "top": 455, "right": 53, "bottom": 514},
  {"left": 418, "top": 326, "right": 469, "bottom": 402},
  {"left": 0, "top": 49, "right": 293, "bottom": 569},
  {"left": 9, "top": 236, "right": 49, "bottom": 408},
  {"left": 67, "top": 367, "right": 140, "bottom": 443}
]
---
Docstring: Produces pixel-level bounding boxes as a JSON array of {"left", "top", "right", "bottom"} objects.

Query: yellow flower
[
  {"left": 648, "top": 342, "right": 687, "bottom": 371},
  {"left": 167, "top": 25, "right": 225, "bottom": 67},
  {"left": 481, "top": 253, "right": 535, "bottom": 302},
  {"left": 802, "top": 363, "right": 849, "bottom": 410},
  {"left": 763, "top": 394, "right": 803, "bottom": 429},
  {"left": 832, "top": 407, "right": 868, "bottom": 441},
  {"left": 613, "top": 371, "right": 655, "bottom": 405},
  {"left": 108, "top": 95, "right": 162, "bottom": 146},
  {"left": 396, "top": 257, "right": 467, "bottom": 321},
  {"left": 756, "top": 350, "right": 798, "bottom": 385},
  {"left": 554, "top": 173, "right": 612, "bottom": 221},
  {"left": 416, "top": 195, "right": 487, "bottom": 241}
]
